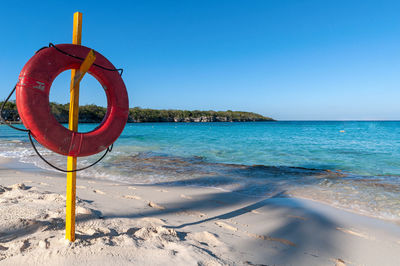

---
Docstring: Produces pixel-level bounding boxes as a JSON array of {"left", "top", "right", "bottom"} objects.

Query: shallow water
[{"left": 1, "top": 121, "right": 400, "bottom": 221}]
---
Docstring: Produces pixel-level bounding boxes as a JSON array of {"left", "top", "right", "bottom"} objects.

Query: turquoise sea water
[{"left": 1, "top": 121, "right": 400, "bottom": 221}]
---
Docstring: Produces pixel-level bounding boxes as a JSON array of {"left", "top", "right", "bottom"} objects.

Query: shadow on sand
[{"left": 0, "top": 164, "right": 342, "bottom": 264}]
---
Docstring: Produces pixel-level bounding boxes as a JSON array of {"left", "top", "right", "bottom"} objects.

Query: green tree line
[{"left": 0, "top": 101, "right": 274, "bottom": 123}]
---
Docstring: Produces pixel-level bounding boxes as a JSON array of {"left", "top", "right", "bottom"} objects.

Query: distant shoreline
[
  {"left": 0, "top": 101, "right": 275, "bottom": 123},
  {"left": 1, "top": 120, "right": 276, "bottom": 125}
]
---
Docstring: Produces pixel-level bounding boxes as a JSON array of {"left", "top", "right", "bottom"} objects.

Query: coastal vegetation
[{"left": 0, "top": 101, "right": 274, "bottom": 123}]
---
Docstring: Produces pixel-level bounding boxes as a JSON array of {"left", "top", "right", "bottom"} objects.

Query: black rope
[
  {"left": 0, "top": 84, "right": 29, "bottom": 132},
  {"left": 35, "top": 46, "right": 49, "bottom": 54},
  {"left": 43, "top": 43, "right": 124, "bottom": 76},
  {"left": 28, "top": 131, "right": 113, "bottom": 173}
]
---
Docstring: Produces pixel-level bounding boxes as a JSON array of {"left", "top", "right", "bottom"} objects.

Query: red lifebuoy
[{"left": 16, "top": 44, "right": 129, "bottom": 157}]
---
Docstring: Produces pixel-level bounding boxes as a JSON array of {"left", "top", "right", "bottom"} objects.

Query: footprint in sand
[
  {"left": 93, "top": 189, "right": 106, "bottom": 195},
  {"left": 123, "top": 195, "right": 141, "bottom": 200},
  {"left": 39, "top": 182, "right": 49, "bottom": 186},
  {"left": 180, "top": 194, "right": 192, "bottom": 200},
  {"left": 77, "top": 185, "right": 87, "bottom": 189},
  {"left": 148, "top": 201, "right": 165, "bottom": 210},
  {"left": 215, "top": 221, "right": 238, "bottom": 232}
]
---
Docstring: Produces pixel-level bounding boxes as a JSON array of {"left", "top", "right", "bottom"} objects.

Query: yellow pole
[{"left": 65, "top": 12, "right": 96, "bottom": 242}]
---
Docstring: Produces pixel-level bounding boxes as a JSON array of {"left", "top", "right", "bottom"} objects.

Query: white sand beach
[{"left": 1, "top": 156, "right": 400, "bottom": 266}]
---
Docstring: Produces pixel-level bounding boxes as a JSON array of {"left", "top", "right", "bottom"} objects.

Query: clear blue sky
[{"left": 1, "top": 0, "right": 399, "bottom": 120}]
